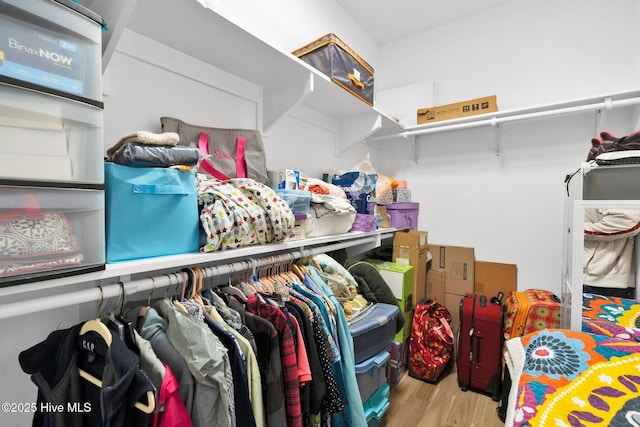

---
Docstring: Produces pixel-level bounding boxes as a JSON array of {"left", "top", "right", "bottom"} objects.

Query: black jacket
[{"left": 19, "top": 321, "right": 154, "bottom": 427}]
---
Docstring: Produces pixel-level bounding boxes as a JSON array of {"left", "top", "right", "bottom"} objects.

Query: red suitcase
[{"left": 456, "top": 293, "right": 502, "bottom": 401}]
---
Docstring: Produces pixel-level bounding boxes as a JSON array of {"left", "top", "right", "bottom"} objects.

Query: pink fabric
[
  {"left": 287, "top": 312, "right": 312, "bottom": 385},
  {"left": 198, "top": 133, "right": 231, "bottom": 180},
  {"left": 235, "top": 135, "right": 247, "bottom": 178},
  {"left": 149, "top": 363, "right": 193, "bottom": 427}
]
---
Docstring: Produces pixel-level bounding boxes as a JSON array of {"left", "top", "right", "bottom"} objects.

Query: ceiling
[{"left": 333, "top": 0, "right": 516, "bottom": 45}]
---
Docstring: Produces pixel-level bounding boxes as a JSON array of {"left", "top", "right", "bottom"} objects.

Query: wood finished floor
[{"left": 381, "top": 363, "right": 505, "bottom": 427}]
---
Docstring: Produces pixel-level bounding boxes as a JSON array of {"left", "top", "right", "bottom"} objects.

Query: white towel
[{"left": 504, "top": 337, "right": 525, "bottom": 427}]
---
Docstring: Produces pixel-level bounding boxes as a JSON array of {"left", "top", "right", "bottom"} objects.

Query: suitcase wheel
[
  {"left": 491, "top": 392, "right": 500, "bottom": 402},
  {"left": 459, "top": 381, "right": 469, "bottom": 392}
]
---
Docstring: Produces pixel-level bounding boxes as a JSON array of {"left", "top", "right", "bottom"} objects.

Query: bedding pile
[{"left": 505, "top": 328, "right": 640, "bottom": 426}]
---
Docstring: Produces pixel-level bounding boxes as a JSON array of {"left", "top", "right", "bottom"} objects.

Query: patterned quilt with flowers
[
  {"left": 507, "top": 329, "right": 640, "bottom": 427},
  {"left": 582, "top": 293, "right": 640, "bottom": 340}
]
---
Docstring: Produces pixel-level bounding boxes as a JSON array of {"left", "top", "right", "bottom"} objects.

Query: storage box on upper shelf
[
  {"left": 105, "top": 163, "right": 200, "bottom": 263},
  {"left": 0, "top": 184, "right": 105, "bottom": 287},
  {"left": 386, "top": 202, "right": 419, "bottom": 229},
  {"left": 0, "top": 82, "right": 103, "bottom": 184},
  {"left": 292, "top": 33, "right": 375, "bottom": 107},
  {"left": 275, "top": 189, "right": 311, "bottom": 214},
  {"left": 417, "top": 95, "right": 497, "bottom": 125},
  {"left": 0, "top": 0, "right": 103, "bottom": 103}
]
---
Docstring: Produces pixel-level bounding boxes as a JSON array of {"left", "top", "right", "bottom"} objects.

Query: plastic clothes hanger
[
  {"left": 139, "top": 277, "right": 157, "bottom": 318},
  {"left": 191, "top": 267, "right": 206, "bottom": 307},
  {"left": 220, "top": 276, "right": 249, "bottom": 303},
  {"left": 172, "top": 271, "right": 189, "bottom": 315},
  {"left": 78, "top": 286, "right": 155, "bottom": 414}
]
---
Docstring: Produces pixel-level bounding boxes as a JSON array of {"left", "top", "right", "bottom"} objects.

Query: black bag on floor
[{"left": 496, "top": 365, "right": 512, "bottom": 422}]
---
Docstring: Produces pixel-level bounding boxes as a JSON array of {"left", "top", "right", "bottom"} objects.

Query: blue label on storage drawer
[{"left": 0, "top": 14, "right": 84, "bottom": 95}]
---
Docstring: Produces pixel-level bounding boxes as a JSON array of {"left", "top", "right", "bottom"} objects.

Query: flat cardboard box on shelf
[
  {"left": 393, "top": 230, "right": 428, "bottom": 306},
  {"left": 417, "top": 95, "right": 497, "bottom": 124},
  {"left": 474, "top": 261, "right": 517, "bottom": 299},
  {"left": 429, "top": 244, "right": 475, "bottom": 296}
]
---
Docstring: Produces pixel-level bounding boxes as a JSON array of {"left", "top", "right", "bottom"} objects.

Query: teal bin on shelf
[{"left": 104, "top": 162, "right": 200, "bottom": 262}]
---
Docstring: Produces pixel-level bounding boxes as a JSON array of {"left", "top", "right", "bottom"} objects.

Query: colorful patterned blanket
[
  {"left": 582, "top": 293, "right": 640, "bottom": 339},
  {"left": 505, "top": 329, "right": 640, "bottom": 427}
]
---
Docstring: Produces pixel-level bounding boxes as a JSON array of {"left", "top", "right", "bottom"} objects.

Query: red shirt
[{"left": 247, "top": 294, "right": 302, "bottom": 427}]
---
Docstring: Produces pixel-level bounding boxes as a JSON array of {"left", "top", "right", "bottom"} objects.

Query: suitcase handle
[{"left": 532, "top": 289, "right": 561, "bottom": 303}]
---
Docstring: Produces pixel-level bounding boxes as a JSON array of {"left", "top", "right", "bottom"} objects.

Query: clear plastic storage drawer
[
  {"left": 0, "top": 82, "right": 104, "bottom": 184},
  {"left": 0, "top": 184, "right": 105, "bottom": 286},
  {"left": 0, "top": 0, "right": 103, "bottom": 103}
]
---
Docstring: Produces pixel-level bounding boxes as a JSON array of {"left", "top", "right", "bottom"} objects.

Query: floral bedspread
[
  {"left": 582, "top": 293, "right": 640, "bottom": 340},
  {"left": 507, "top": 328, "right": 640, "bottom": 427}
]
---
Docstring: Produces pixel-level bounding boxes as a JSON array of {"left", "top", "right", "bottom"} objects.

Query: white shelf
[
  {"left": 0, "top": 229, "right": 396, "bottom": 305},
  {"left": 367, "top": 89, "right": 640, "bottom": 160},
  {"left": 118, "top": 0, "right": 401, "bottom": 152}
]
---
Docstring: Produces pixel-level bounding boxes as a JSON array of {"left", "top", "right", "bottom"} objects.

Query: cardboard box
[
  {"left": 393, "top": 229, "right": 428, "bottom": 249},
  {"left": 393, "top": 230, "right": 428, "bottom": 305},
  {"left": 444, "top": 292, "right": 464, "bottom": 334},
  {"left": 474, "top": 261, "right": 517, "bottom": 299},
  {"left": 426, "top": 269, "right": 445, "bottom": 303},
  {"left": 428, "top": 244, "right": 475, "bottom": 295},
  {"left": 417, "top": 95, "right": 497, "bottom": 124}
]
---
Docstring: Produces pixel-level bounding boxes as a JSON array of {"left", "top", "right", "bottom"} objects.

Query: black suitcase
[{"left": 456, "top": 293, "right": 503, "bottom": 401}]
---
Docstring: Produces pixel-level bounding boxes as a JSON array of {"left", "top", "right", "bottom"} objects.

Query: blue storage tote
[
  {"left": 355, "top": 348, "right": 390, "bottom": 403},
  {"left": 104, "top": 163, "right": 200, "bottom": 262},
  {"left": 364, "top": 383, "right": 390, "bottom": 427},
  {"left": 276, "top": 189, "right": 311, "bottom": 214},
  {"left": 349, "top": 303, "right": 399, "bottom": 364}
]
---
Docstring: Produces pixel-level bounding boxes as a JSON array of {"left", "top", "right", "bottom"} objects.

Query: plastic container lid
[
  {"left": 348, "top": 303, "right": 398, "bottom": 337},
  {"left": 355, "top": 349, "right": 391, "bottom": 374}
]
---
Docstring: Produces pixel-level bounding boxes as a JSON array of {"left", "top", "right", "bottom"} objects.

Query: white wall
[
  {"left": 372, "top": 0, "right": 640, "bottom": 293},
  {"left": 3, "top": 0, "right": 640, "bottom": 423}
]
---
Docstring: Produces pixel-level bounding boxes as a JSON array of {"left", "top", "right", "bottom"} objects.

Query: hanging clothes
[
  {"left": 285, "top": 301, "right": 326, "bottom": 420},
  {"left": 18, "top": 322, "right": 155, "bottom": 427},
  {"left": 227, "top": 295, "right": 287, "bottom": 427},
  {"left": 149, "top": 363, "right": 193, "bottom": 427},
  {"left": 307, "top": 266, "right": 367, "bottom": 427},
  {"left": 203, "top": 301, "right": 266, "bottom": 427},
  {"left": 246, "top": 294, "right": 303, "bottom": 427},
  {"left": 203, "top": 310, "right": 257, "bottom": 427},
  {"left": 125, "top": 307, "right": 196, "bottom": 420},
  {"left": 153, "top": 299, "right": 233, "bottom": 427}
]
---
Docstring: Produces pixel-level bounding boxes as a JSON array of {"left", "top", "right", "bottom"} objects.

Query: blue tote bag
[{"left": 105, "top": 163, "right": 200, "bottom": 262}]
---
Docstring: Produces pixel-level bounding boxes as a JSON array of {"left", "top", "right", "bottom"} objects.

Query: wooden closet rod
[{"left": 0, "top": 237, "right": 365, "bottom": 320}]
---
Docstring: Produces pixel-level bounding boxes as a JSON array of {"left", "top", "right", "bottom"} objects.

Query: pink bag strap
[
  {"left": 198, "top": 132, "right": 248, "bottom": 180},
  {"left": 198, "top": 133, "right": 231, "bottom": 180},
  {"left": 235, "top": 135, "right": 247, "bottom": 179},
  {"left": 434, "top": 316, "right": 455, "bottom": 345}
]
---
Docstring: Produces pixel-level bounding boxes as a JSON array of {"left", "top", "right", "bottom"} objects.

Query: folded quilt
[
  {"left": 506, "top": 329, "right": 640, "bottom": 427},
  {"left": 197, "top": 175, "right": 294, "bottom": 252}
]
